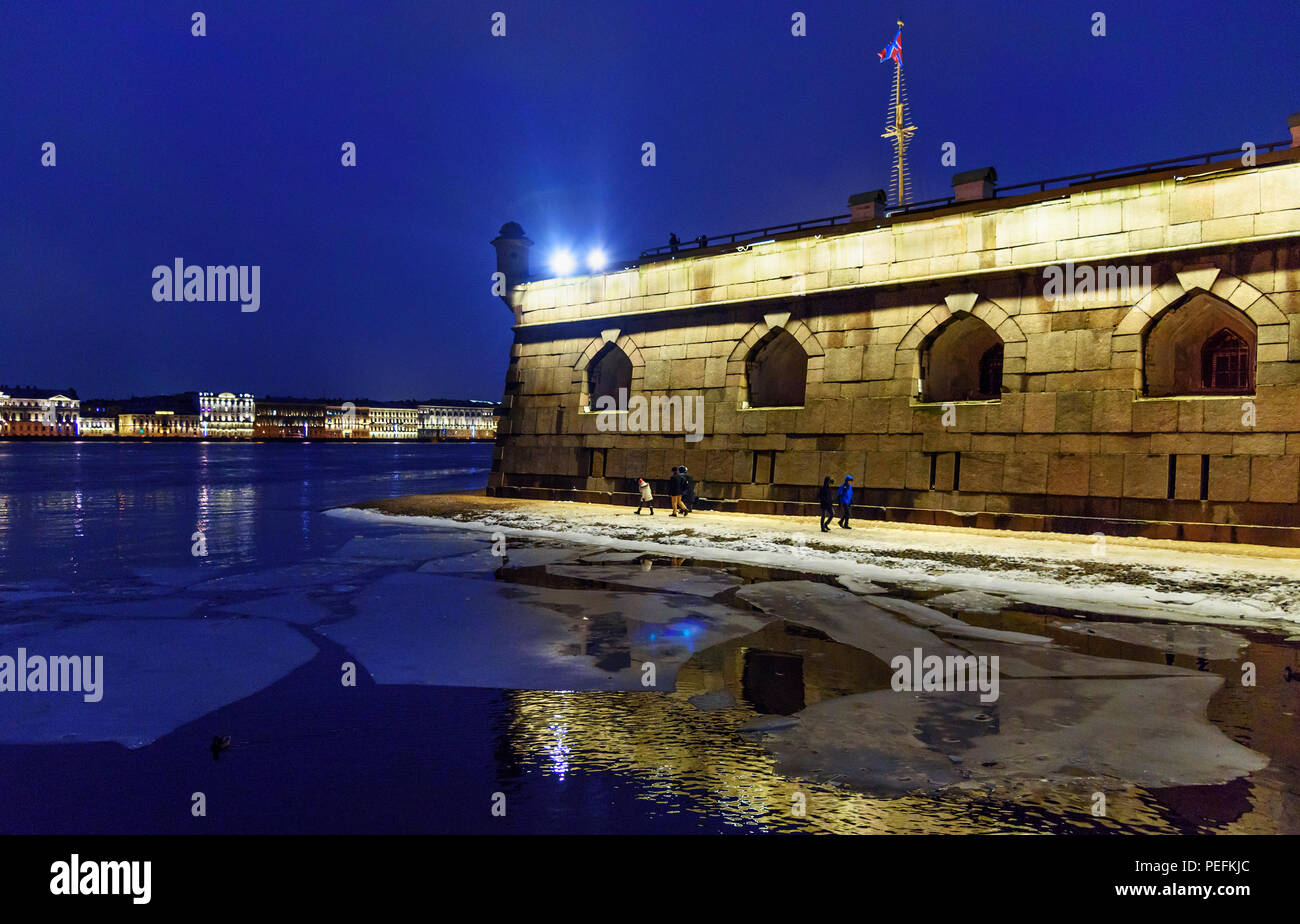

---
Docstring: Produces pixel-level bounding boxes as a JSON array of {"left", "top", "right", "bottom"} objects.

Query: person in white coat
[{"left": 635, "top": 476, "right": 655, "bottom": 515}]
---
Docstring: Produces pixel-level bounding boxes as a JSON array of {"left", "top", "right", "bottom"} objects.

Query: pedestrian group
[{"left": 635, "top": 469, "right": 856, "bottom": 529}]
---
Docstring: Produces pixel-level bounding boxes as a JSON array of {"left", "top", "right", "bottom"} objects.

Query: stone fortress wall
[{"left": 488, "top": 116, "right": 1300, "bottom": 545}]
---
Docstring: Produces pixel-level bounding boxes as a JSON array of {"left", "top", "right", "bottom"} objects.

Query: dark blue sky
[{"left": 2, "top": 1, "right": 1296, "bottom": 400}]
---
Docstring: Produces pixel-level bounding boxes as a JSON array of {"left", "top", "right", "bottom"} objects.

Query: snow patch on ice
[{"left": 0, "top": 617, "right": 317, "bottom": 748}]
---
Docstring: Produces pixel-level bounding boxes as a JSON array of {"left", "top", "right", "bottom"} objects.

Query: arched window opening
[
  {"left": 746, "top": 328, "right": 808, "bottom": 408},
  {"left": 588, "top": 343, "right": 632, "bottom": 407},
  {"left": 1201, "top": 328, "right": 1251, "bottom": 392},
  {"left": 920, "top": 314, "right": 1004, "bottom": 402},
  {"left": 1143, "top": 291, "right": 1255, "bottom": 396}
]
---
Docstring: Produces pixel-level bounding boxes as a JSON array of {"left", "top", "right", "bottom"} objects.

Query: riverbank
[{"left": 339, "top": 492, "right": 1300, "bottom": 628}]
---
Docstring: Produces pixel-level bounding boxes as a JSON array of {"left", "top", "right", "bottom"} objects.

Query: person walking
[
  {"left": 818, "top": 476, "right": 835, "bottom": 532},
  {"left": 837, "top": 475, "right": 854, "bottom": 529},
  {"left": 679, "top": 465, "right": 694, "bottom": 515},
  {"left": 669, "top": 465, "right": 685, "bottom": 517},
  {"left": 635, "top": 476, "right": 654, "bottom": 515}
]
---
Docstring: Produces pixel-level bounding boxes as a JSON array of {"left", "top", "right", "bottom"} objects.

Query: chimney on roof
[
  {"left": 848, "top": 189, "right": 886, "bottom": 222},
  {"left": 490, "top": 222, "right": 533, "bottom": 320},
  {"left": 1289, "top": 112, "right": 1300, "bottom": 150},
  {"left": 953, "top": 166, "right": 997, "bottom": 202}
]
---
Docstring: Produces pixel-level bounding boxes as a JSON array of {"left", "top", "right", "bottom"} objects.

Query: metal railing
[
  {"left": 635, "top": 140, "right": 1293, "bottom": 263},
  {"left": 994, "top": 139, "right": 1293, "bottom": 195},
  {"left": 638, "top": 213, "right": 852, "bottom": 258}
]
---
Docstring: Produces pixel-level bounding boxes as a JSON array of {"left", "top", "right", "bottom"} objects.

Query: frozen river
[{"left": 1, "top": 441, "right": 1296, "bottom": 833}]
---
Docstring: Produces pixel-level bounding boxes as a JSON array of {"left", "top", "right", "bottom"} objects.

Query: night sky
[{"left": 2, "top": 1, "right": 1297, "bottom": 401}]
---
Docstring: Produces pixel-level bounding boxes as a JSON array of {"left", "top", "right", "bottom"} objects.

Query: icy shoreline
[{"left": 331, "top": 495, "right": 1300, "bottom": 629}]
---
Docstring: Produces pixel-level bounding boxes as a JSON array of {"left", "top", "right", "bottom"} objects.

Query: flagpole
[{"left": 880, "top": 18, "right": 916, "bottom": 208}]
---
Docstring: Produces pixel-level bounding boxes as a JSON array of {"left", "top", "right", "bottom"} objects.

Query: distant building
[
  {"left": 117, "top": 395, "right": 202, "bottom": 437},
  {"left": 326, "top": 403, "right": 369, "bottom": 439},
  {"left": 255, "top": 398, "right": 330, "bottom": 439},
  {"left": 118, "top": 410, "right": 202, "bottom": 437},
  {"left": 79, "top": 399, "right": 123, "bottom": 437},
  {"left": 198, "top": 392, "right": 255, "bottom": 438},
  {"left": 369, "top": 403, "right": 421, "bottom": 439},
  {"left": 418, "top": 400, "right": 499, "bottom": 439},
  {"left": 0, "top": 386, "right": 80, "bottom": 436},
  {"left": 1, "top": 385, "right": 498, "bottom": 442}
]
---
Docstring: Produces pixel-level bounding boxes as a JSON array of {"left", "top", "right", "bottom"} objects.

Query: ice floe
[
  {"left": 870, "top": 596, "right": 1052, "bottom": 645},
  {"left": 736, "top": 581, "right": 966, "bottom": 661},
  {"left": 926, "top": 590, "right": 1009, "bottom": 614},
  {"left": 0, "top": 617, "right": 317, "bottom": 749},
  {"left": 1053, "top": 619, "right": 1249, "bottom": 660},
  {"left": 331, "top": 531, "right": 489, "bottom": 563},
  {"left": 748, "top": 674, "right": 1267, "bottom": 793},
  {"left": 316, "top": 573, "right": 767, "bottom": 692},
  {"left": 187, "top": 561, "right": 377, "bottom": 592},
  {"left": 212, "top": 591, "right": 334, "bottom": 627},
  {"left": 835, "top": 576, "right": 888, "bottom": 595},
  {"left": 544, "top": 563, "right": 742, "bottom": 597}
]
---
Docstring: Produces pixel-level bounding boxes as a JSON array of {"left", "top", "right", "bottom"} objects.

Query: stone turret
[{"left": 490, "top": 222, "right": 533, "bottom": 319}]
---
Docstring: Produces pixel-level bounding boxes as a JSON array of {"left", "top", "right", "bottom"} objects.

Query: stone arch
[
  {"left": 726, "top": 315, "right": 825, "bottom": 364},
  {"left": 573, "top": 330, "right": 645, "bottom": 409},
  {"left": 1142, "top": 289, "right": 1256, "bottom": 396},
  {"left": 587, "top": 342, "right": 633, "bottom": 406},
  {"left": 896, "top": 296, "right": 1025, "bottom": 399},
  {"left": 745, "top": 327, "right": 809, "bottom": 407},
  {"left": 919, "top": 314, "right": 1005, "bottom": 402},
  {"left": 1116, "top": 267, "right": 1287, "bottom": 336}
]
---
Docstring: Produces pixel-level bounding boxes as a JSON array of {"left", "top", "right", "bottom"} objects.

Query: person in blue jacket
[{"left": 837, "top": 475, "right": 854, "bottom": 529}]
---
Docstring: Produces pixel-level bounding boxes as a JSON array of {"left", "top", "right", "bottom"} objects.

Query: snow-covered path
[{"left": 336, "top": 493, "right": 1300, "bottom": 629}]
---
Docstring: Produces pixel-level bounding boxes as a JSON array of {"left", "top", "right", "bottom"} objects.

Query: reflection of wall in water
[
  {"left": 741, "top": 649, "right": 805, "bottom": 715},
  {"left": 696, "top": 621, "right": 894, "bottom": 714}
]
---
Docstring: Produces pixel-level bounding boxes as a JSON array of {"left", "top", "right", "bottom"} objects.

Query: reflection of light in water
[
  {"left": 648, "top": 617, "right": 705, "bottom": 653},
  {"left": 72, "top": 490, "right": 84, "bottom": 540},
  {"left": 196, "top": 485, "right": 210, "bottom": 533},
  {"left": 546, "top": 700, "right": 572, "bottom": 779},
  {"left": 301, "top": 480, "right": 312, "bottom": 544},
  {"left": 192, "top": 453, "right": 260, "bottom": 563}
]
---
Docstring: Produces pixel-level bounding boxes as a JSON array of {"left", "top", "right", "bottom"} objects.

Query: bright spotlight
[
  {"left": 586, "top": 248, "right": 608, "bottom": 272},
  {"left": 550, "top": 249, "right": 576, "bottom": 276}
]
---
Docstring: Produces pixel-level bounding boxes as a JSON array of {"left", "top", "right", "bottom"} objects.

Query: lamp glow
[
  {"left": 550, "top": 249, "right": 576, "bottom": 275},
  {"left": 586, "top": 248, "right": 607, "bottom": 272}
]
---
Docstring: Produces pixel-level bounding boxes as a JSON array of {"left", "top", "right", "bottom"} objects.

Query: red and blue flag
[{"left": 877, "top": 28, "right": 902, "bottom": 64}]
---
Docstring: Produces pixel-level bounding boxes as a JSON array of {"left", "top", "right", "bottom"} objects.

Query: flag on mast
[{"left": 877, "top": 27, "right": 902, "bottom": 64}]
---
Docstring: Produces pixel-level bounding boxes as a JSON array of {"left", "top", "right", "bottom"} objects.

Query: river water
[{"left": 0, "top": 441, "right": 1296, "bottom": 834}]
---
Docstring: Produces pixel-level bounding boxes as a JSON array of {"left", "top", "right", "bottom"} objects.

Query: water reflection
[
  {"left": 0, "top": 441, "right": 495, "bottom": 583},
  {"left": 495, "top": 551, "right": 1300, "bottom": 834}
]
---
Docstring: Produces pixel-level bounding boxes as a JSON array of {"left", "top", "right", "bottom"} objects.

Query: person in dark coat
[
  {"left": 818, "top": 476, "right": 835, "bottom": 532},
  {"left": 837, "top": 475, "right": 854, "bottom": 529},
  {"left": 669, "top": 465, "right": 685, "bottom": 517},
  {"left": 679, "top": 465, "right": 694, "bottom": 515}
]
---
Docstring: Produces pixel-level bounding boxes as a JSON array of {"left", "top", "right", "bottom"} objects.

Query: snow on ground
[{"left": 333, "top": 494, "right": 1300, "bottom": 629}]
